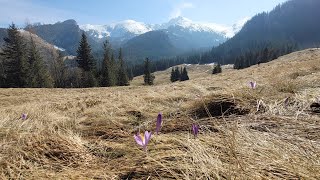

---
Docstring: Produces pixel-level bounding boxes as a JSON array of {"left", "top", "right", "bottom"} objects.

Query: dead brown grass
[{"left": 0, "top": 48, "right": 320, "bottom": 179}]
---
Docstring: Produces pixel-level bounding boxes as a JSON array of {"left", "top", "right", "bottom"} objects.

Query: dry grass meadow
[{"left": 0, "top": 48, "right": 320, "bottom": 179}]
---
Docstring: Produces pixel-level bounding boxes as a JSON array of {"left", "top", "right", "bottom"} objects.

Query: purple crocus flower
[
  {"left": 249, "top": 81, "right": 257, "bottom": 89},
  {"left": 156, "top": 112, "right": 162, "bottom": 135},
  {"left": 192, "top": 124, "right": 199, "bottom": 138},
  {"left": 134, "top": 131, "right": 152, "bottom": 152},
  {"left": 21, "top": 113, "right": 27, "bottom": 120}
]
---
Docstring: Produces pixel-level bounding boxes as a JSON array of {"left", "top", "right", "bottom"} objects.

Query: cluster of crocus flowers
[
  {"left": 21, "top": 113, "right": 28, "bottom": 120},
  {"left": 134, "top": 131, "right": 152, "bottom": 152},
  {"left": 192, "top": 124, "right": 199, "bottom": 138},
  {"left": 134, "top": 113, "right": 201, "bottom": 152},
  {"left": 249, "top": 81, "right": 257, "bottom": 89},
  {"left": 134, "top": 112, "right": 163, "bottom": 152}
]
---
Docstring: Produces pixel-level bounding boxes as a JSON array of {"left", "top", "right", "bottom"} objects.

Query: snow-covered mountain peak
[
  {"left": 111, "top": 20, "right": 152, "bottom": 35},
  {"left": 166, "top": 16, "right": 193, "bottom": 27},
  {"left": 160, "top": 16, "right": 231, "bottom": 37}
]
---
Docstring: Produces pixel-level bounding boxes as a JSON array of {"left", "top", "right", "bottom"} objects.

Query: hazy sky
[{"left": 0, "top": 0, "right": 288, "bottom": 27}]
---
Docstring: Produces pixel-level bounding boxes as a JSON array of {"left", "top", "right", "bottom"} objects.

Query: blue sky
[{"left": 0, "top": 0, "right": 288, "bottom": 27}]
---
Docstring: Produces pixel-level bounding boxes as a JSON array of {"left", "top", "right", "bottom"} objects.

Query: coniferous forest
[{"left": 0, "top": 25, "right": 131, "bottom": 88}]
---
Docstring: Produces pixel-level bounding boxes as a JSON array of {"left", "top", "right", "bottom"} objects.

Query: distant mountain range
[
  {"left": 13, "top": 16, "right": 248, "bottom": 61},
  {"left": 81, "top": 16, "right": 249, "bottom": 50}
]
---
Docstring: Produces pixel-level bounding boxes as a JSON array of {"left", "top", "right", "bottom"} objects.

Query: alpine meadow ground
[{"left": 0, "top": 48, "right": 320, "bottom": 179}]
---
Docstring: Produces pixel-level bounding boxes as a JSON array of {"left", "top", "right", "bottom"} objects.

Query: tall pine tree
[
  {"left": 117, "top": 48, "right": 129, "bottom": 86},
  {"left": 0, "top": 23, "right": 28, "bottom": 87},
  {"left": 143, "top": 58, "right": 155, "bottom": 85},
  {"left": 100, "top": 40, "right": 113, "bottom": 87},
  {"left": 76, "top": 32, "right": 97, "bottom": 87}
]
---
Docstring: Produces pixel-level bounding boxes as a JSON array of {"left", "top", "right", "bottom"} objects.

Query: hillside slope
[
  {"left": 0, "top": 28, "right": 59, "bottom": 63},
  {"left": 210, "top": 0, "right": 320, "bottom": 65},
  {"left": 0, "top": 49, "right": 319, "bottom": 179},
  {"left": 123, "top": 30, "right": 178, "bottom": 60}
]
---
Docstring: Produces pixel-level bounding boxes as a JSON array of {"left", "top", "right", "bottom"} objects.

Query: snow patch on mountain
[
  {"left": 80, "top": 24, "right": 110, "bottom": 39},
  {"left": 54, "top": 45, "right": 65, "bottom": 51},
  {"left": 160, "top": 16, "right": 229, "bottom": 36}
]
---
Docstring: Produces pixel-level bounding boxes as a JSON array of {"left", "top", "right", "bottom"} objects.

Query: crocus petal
[
  {"left": 134, "top": 134, "right": 144, "bottom": 146},
  {"left": 144, "top": 131, "right": 152, "bottom": 145},
  {"left": 21, "top": 113, "right": 27, "bottom": 120},
  {"left": 195, "top": 125, "right": 199, "bottom": 135},
  {"left": 192, "top": 124, "right": 199, "bottom": 137}
]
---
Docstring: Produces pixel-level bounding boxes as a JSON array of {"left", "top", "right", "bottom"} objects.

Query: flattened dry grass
[{"left": 0, "top": 48, "right": 320, "bottom": 179}]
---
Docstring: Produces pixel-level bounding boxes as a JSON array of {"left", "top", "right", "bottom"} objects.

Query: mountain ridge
[{"left": 80, "top": 16, "right": 249, "bottom": 40}]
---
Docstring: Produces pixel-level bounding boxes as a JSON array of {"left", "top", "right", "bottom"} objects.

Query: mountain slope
[
  {"left": 27, "top": 20, "right": 81, "bottom": 55},
  {"left": 123, "top": 30, "right": 177, "bottom": 60},
  {"left": 27, "top": 20, "right": 101, "bottom": 55},
  {"left": 210, "top": 0, "right": 320, "bottom": 65}
]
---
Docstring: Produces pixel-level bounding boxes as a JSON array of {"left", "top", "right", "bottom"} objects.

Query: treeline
[
  {"left": 233, "top": 41, "right": 297, "bottom": 69},
  {"left": 0, "top": 23, "right": 130, "bottom": 88},
  {"left": 129, "top": 54, "right": 202, "bottom": 77}
]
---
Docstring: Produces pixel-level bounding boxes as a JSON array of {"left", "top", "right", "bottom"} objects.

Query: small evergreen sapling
[{"left": 212, "top": 63, "right": 222, "bottom": 74}]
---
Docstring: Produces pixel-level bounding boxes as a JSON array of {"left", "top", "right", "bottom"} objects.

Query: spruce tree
[
  {"left": 143, "top": 58, "right": 155, "bottom": 85},
  {"left": 180, "top": 67, "right": 189, "bottom": 81},
  {"left": 174, "top": 67, "right": 181, "bottom": 81},
  {"left": 0, "top": 23, "right": 28, "bottom": 87},
  {"left": 117, "top": 48, "right": 129, "bottom": 86},
  {"left": 100, "top": 40, "right": 113, "bottom": 87},
  {"left": 76, "top": 32, "right": 97, "bottom": 87},
  {"left": 27, "top": 37, "right": 53, "bottom": 88},
  {"left": 76, "top": 33, "right": 95, "bottom": 71}
]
